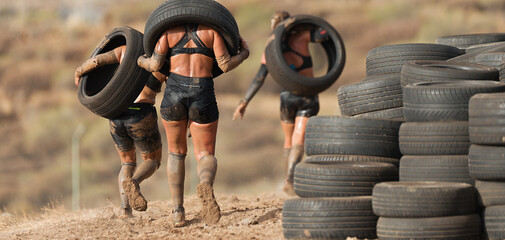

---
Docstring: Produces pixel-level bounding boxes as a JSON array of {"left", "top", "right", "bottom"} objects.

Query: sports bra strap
[
  {"left": 282, "top": 42, "right": 313, "bottom": 72},
  {"left": 170, "top": 24, "right": 215, "bottom": 58}
]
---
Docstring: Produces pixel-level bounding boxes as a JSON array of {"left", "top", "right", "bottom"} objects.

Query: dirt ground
[{"left": 0, "top": 193, "right": 287, "bottom": 240}]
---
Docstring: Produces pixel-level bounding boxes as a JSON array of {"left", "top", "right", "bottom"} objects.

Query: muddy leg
[
  {"left": 283, "top": 145, "right": 304, "bottom": 196},
  {"left": 283, "top": 147, "right": 291, "bottom": 176},
  {"left": 118, "top": 162, "right": 135, "bottom": 218},
  {"left": 196, "top": 154, "right": 220, "bottom": 224},
  {"left": 133, "top": 148, "right": 161, "bottom": 183},
  {"left": 168, "top": 152, "right": 186, "bottom": 227}
]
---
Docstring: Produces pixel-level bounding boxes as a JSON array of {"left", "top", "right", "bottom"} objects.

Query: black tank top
[{"left": 170, "top": 24, "right": 215, "bottom": 58}]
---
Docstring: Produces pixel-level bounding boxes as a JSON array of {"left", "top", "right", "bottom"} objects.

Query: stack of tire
[
  {"left": 282, "top": 116, "right": 400, "bottom": 239},
  {"left": 372, "top": 181, "right": 481, "bottom": 239},
  {"left": 337, "top": 43, "right": 463, "bottom": 120},
  {"left": 468, "top": 92, "right": 505, "bottom": 239},
  {"left": 398, "top": 60, "right": 505, "bottom": 185}
]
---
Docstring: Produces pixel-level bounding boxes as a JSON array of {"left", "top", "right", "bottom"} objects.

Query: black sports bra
[
  {"left": 170, "top": 24, "right": 215, "bottom": 59},
  {"left": 282, "top": 42, "right": 313, "bottom": 72}
]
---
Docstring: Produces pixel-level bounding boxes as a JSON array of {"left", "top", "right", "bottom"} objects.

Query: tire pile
[
  {"left": 469, "top": 92, "right": 505, "bottom": 239},
  {"left": 282, "top": 116, "right": 401, "bottom": 239},
  {"left": 282, "top": 33, "right": 505, "bottom": 239}
]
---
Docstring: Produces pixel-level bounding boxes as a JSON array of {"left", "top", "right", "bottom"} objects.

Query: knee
[
  {"left": 196, "top": 151, "right": 213, "bottom": 161},
  {"left": 142, "top": 149, "right": 162, "bottom": 168}
]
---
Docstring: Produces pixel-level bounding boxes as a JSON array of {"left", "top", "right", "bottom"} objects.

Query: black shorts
[
  {"left": 109, "top": 103, "right": 162, "bottom": 154},
  {"left": 280, "top": 91, "right": 319, "bottom": 123},
  {"left": 160, "top": 73, "right": 219, "bottom": 124}
]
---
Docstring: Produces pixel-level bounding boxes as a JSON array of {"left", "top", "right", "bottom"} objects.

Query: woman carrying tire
[
  {"left": 137, "top": 15, "right": 249, "bottom": 227},
  {"left": 75, "top": 45, "right": 165, "bottom": 219},
  {"left": 233, "top": 11, "right": 330, "bottom": 195}
]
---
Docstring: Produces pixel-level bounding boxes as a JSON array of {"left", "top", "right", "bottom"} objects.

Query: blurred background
[{"left": 1, "top": 0, "right": 505, "bottom": 214}]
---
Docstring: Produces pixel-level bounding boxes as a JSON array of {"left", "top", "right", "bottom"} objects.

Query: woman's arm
[
  {"left": 213, "top": 33, "right": 250, "bottom": 73},
  {"left": 74, "top": 46, "right": 125, "bottom": 86}
]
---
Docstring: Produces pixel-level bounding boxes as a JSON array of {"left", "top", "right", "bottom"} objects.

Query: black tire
[
  {"left": 470, "top": 52, "right": 505, "bottom": 70},
  {"left": 399, "top": 155, "right": 473, "bottom": 185},
  {"left": 304, "top": 155, "right": 400, "bottom": 167},
  {"left": 469, "top": 92, "right": 505, "bottom": 145},
  {"left": 293, "top": 162, "right": 398, "bottom": 198},
  {"left": 436, "top": 33, "right": 505, "bottom": 49},
  {"left": 78, "top": 26, "right": 150, "bottom": 119},
  {"left": 377, "top": 214, "right": 481, "bottom": 240},
  {"left": 366, "top": 43, "right": 463, "bottom": 76},
  {"left": 400, "top": 60, "right": 499, "bottom": 87},
  {"left": 282, "top": 197, "right": 377, "bottom": 239},
  {"left": 465, "top": 41, "right": 505, "bottom": 54},
  {"left": 351, "top": 107, "right": 405, "bottom": 121},
  {"left": 469, "top": 144, "right": 505, "bottom": 180},
  {"left": 475, "top": 180, "right": 505, "bottom": 207},
  {"left": 372, "top": 181, "right": 476, "bottom": 217},
  {"left": 265, "top": 15, "right": 345, "bottom": 96},
  {"left": 304, "top": 116, "right": 402, "bottom": 158},
  {"left": 143, "top": 0, "right": 240, "bottom": 78},
  {"left": 403, "top": 81, "right": 505, "bottom": 122},
  {"left": 501, "top": 61, "right": 505, "bottom": 81},
  {"left": 337, "top": 74, "right": 402, "bottom": 116},
  {"left": 448, "top": 41, "right": 505, "bottom": 63},
  {"left": 483, "top": 206, "right": 505, "bottom": 240},
  {"left": 399, "top": 121, "right": 470, "bottom": 155}
]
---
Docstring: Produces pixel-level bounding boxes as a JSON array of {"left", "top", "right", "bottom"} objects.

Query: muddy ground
[{"left": 0, "top": 193, "right": 286, "bottom": 240}]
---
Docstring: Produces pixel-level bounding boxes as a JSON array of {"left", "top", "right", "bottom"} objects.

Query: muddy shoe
[
  {"left": 282, "top": 180, "right": 296, "bottom": 196},
  {"left": 122, "top": 177, "right": 147, "bottom": 211},
  {"left": 173, "top": 207, "right": 186, "bottom": 227},
  {"left": 196, "top": 183, "right": 221, "bottom": 224},
  {"left": 118, "top": 207, "right": 133, "bottom": 219}
]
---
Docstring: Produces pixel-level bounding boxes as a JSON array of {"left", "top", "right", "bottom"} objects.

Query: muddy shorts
[
  {"left": 160, "top": 72, "right": 219, "bottom": 124},
  {"left": 109, "top": 103, "right": 162, "bottom": 154},
  {"left": 280, "top": 90, "right": 319, "bottom": 123}
]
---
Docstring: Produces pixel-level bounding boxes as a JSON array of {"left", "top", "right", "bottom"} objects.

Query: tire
[
  {"left": 465, "top": 41, "right": 505, "bottom": 54},
  {"left": 475, "top": 180, "right": 505, "bottom": 207},
  {"left": 366, "top": 43, "right": 463, "bottom": 76},
  {"left": 78, "top": 26, "right": 150, "bottom": 119},
  {"left": 282, "top": 197, "right": 377, "bottom": 239},
  {"left": 337, "top": 74, "right": 402, "bottom": 116},
  {"left": 304, "top": 116, "right": 402, "bottom": 158},
  {"left": 470, "top": 52, "right": 505, "bottom": 70},
  {"left": 265, "top": 15, "right": 345, "bottom": 96},
  {"left": 351, "top": 107, "right": 404, "bottom": 121},
  {"left": 399, "top": 121, "right": 470, "bottom": 155},
  {"left": 400, "top": 60, "right": 499, "bottom": 87},
  {"left": 448, "top": 41, "right": 505, "bottom": 63},
  {"left": 143, "top": 0, "right": 240, "bottom": 78},
  {"left": 304, "top": 155, "right": 400, "bottom": 167},
  {"left": 436, "top": 33, "right": 505, "bottom": 49},
  {"left": 483, "top": 206, "right": 505, "bottom": 240},
  {"left": 372, "top": 181, "right": 476, "bottom": 217},
  {"left": 403, "top": 81, "right": 505, "bottom": 122},
  {"left": 469, "top": 92, "right": 505, "bottom": 145},
  {"left": 469, "top": 144, "right": 505, "bottom": 180},
  {"left": 501, "top": 62, "right": 505, "bottom": 81},
  {"left": 377, "top": 214, "right": 481, "bottom": 240},
  {"left": 399, "top": 155, "right": 473, "bottom": 185},
  {"left": 293, "top": 162, "right": 398, "bottom": 197}
]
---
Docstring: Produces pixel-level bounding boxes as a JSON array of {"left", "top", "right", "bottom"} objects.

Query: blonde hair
[
  {"left": 272, "top": 10, "right": 290, "bottom": 21},
  {"left": 271, "top": 10, "right": 290, "bottom": 29}
]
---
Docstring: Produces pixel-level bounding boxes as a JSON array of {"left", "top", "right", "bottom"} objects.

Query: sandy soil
[{"left": 0, "top": 193, "right": 286, "bottom": 240}]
